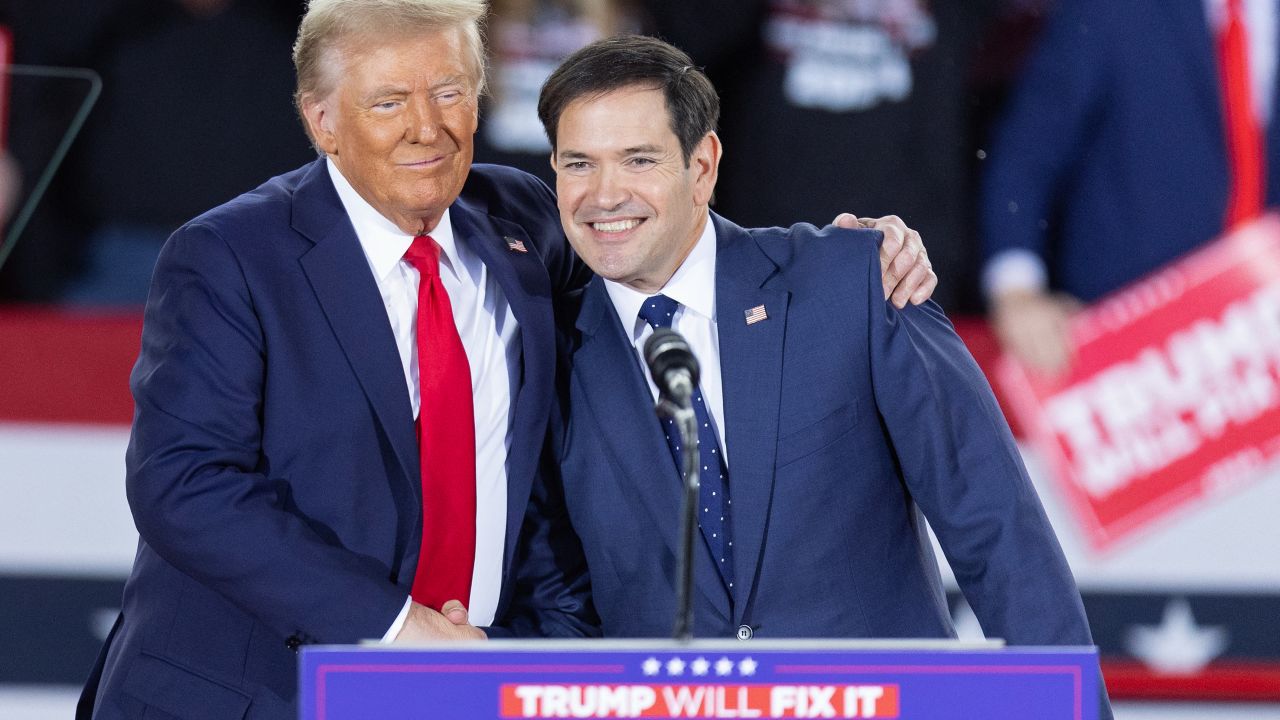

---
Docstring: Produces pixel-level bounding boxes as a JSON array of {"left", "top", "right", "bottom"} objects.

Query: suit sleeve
[
  {"left": 980, "top": 0, "right": 1112, "bottom": 268},
  {"left": 859, "top": 239, "right": 1095, "bottom": 647},
  {"left": 125, "top": 222, "right": 406, "bottom": 645}
]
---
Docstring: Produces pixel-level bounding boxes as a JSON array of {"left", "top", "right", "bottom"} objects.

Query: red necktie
[
  {"left": 1218, "top": 0, "right": 1267, "bottom": 227},
  {"left": 403, "top": 235, "right": 476, "bottom": 612}
]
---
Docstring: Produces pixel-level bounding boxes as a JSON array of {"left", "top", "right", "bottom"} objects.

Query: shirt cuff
[
  {"left": 983, "top": 249, "right": 1049, "bottom": 300},
  {"left": 380, "top": 597, "right": 413, "bottom": 643}
]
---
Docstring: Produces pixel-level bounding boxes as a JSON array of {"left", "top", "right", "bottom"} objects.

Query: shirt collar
[
  {"left": 326, "top": 157, "right": 460, "bottom": 281},
  {"left": 604, "top": 212, "right": 717, "bottom": 341}
]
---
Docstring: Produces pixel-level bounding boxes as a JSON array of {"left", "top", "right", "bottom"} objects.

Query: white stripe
[{"left": 0, "top": 422, "right": 136, "bottom": 576}]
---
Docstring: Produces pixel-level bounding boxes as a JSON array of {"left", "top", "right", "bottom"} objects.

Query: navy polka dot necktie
[{"left": 638, "top": 294, "right": 735, "bottom": 593}]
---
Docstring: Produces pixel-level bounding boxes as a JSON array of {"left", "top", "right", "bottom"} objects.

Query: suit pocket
[
  {"left": 122, "top": 653, "right": 250, "bottom": 720},
  {"left": 775, "top": 402, "right": 858, "bottom": 469}
]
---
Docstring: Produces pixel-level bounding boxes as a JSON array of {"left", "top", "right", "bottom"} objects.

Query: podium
[{"left": 299, "top": 640, "right": 1100, "bottom": 719}]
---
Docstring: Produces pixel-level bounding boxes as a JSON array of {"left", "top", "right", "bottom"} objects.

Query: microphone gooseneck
[{"left": 643, "top": 327, "right": 701, "bottom": 642}]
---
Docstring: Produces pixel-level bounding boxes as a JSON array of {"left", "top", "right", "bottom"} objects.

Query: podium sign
[
  {"left": 997, "top": 217, "right": 1280, "bottom": 548},
  {"left": 300, "top": 641, "right": 1099, "bottom": 719}
]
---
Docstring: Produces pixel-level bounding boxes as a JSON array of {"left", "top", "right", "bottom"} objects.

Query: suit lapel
[
  {"left": 293, "top": 164, "right": 557, "bottom": 582},
  {"left": 293, "top": 160, "right": 420, "bottom": 495},
  {"left": 574, "top": 278, "right": 729, "bottom": 616},
  {"left": 712, "top": 215, "right": 790, "bottom": 621},
  {"left": 574, "top": 279, "right": 683, "bottom": 538},
  {"left": 450, "top": 198, "right": 555, "bottom": 574}
]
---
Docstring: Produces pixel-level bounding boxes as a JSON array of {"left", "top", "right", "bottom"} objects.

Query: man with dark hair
[
  {"left": 537, "top": 36, "right": 721, "bottom": 164},
  {"left": 77, "top": 2, "right": 938, "bottom": 717},
  {"left": 520, "top": 39, "right": 1109, "bottom": 720}
]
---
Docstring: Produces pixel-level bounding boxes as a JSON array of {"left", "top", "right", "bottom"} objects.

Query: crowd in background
[
  {"left": 0, "top": 0, "right": 1057, "bottom": 313},
  {"left": 1, "top": 0, "right": 1271, "bottom": 375}
]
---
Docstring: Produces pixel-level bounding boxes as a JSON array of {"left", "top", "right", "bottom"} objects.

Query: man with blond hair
[{"left": 76, "top": 1, "right": 935, "bottom": 717}]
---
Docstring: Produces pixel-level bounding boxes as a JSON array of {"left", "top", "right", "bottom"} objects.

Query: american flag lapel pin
[
  {"left": 744, "top": 304, "right": 768, "bottom": 325},
  {"left": 504, "top": 236, "right": 528, "bottom": 253}
]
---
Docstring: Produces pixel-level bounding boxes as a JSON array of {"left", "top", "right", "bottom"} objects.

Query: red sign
[
  {"left": 500, "top": 684, "right": 900, "bottom": 718},
  {"left": 998, "top": 216, "right": 1280, "bottom": 549}
]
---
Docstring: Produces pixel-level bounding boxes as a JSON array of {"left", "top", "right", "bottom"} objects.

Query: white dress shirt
[
  {"left": 603, "top": 214, "right": 729, "bottom": 459},
  {"left": 327, "top": 159, "right": 517, "bottom": 633},
  {"left": 983, "top": 0, "right": 1278, "bottom": 299}
]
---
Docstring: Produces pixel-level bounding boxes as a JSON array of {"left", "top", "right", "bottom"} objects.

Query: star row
[{"left": 641, "top": 656, "right": 758, "bottom": 677}]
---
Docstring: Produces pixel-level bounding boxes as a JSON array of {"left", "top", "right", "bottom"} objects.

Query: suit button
[
  {"left": 736, "top": 625, "right": 753, "bottom": 641},
  {"left": 286, "top": 635, "right": 302, "bottom": 651}
]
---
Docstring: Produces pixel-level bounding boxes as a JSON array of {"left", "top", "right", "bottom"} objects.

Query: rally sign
[
  {"left": 997, "top": 216, "right": 1280, "bottom": 549},
  {"left": 300, "top": 642, "right": 1099, "bottom": 719},
  {"left": 499, "top": 683, "right": 899, "bottom": 718}
]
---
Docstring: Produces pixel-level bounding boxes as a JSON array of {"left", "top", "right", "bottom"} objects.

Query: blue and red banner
[{"left": 300, "top": 643, "right": 1099, "bottom": 720}]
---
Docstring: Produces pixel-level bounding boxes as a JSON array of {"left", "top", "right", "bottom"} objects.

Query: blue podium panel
[{"left": 300, "top": 641, "right": 1099, "bottom": 720}]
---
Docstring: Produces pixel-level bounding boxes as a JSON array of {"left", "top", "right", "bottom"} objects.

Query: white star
[
  {"left": 738, "top": 657, "right": 758, "bottom": 676},
  {"left": 666, "top": 657, "right": 686, "bottom": 676},
  {"left": 642, "top": 657, "right": 662, "bottom": 676},
  {"left": 715, "top": 657, "right": 735, "bottom": 676},
  {"left": 1126, "top": 598, "right": 1228, "bottom": 675},
  {"left": 690, "top": 657, "right": 710, "bottom": 676}
]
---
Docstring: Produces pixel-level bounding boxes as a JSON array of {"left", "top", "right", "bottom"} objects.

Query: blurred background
[{"left": 1, "top": 0, "right": 1278, "bottom": 717}]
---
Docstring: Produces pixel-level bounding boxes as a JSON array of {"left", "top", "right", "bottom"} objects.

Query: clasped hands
[{"left": 393, "top": 599, "right": 487, "bottom": 644}]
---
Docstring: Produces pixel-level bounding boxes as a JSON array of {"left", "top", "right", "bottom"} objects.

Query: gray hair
[{"left": 293, "top": 0, "right": 488, "bottom": 126}]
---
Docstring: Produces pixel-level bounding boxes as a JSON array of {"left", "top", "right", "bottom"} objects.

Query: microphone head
[{"left": 644, "top": 327, "right": 700, "bottom": 390}]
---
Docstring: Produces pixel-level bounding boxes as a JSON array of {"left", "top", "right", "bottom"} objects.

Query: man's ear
[
  {"left": 691, "top": 131, "right": 722, "bottom": 207},
  {"left": 301, "top": 93, "right": 338, "bottom": 155}
]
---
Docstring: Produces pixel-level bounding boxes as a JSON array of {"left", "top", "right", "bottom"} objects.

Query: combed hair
[
  {"left": 293, "top": 0, "right": 488, "bottom": 134},
  {"left": 537, "top": 35, "right": 720, "bottom": 165}
]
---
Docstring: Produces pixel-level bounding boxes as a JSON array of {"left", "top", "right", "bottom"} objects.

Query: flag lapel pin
[
  {"left": 504, "top": 236, "right": 528, "bottom": 253},
  {"left": 744, "top": 304, "right": 768, "bottom": 325}
]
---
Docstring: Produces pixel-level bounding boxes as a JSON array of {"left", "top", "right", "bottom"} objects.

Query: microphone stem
[{"left": 669, "top": 402, "right": 699, "bottom": 642}]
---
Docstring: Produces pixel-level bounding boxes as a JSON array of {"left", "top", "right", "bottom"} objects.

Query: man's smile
[{"left": 589, "top": 218, "right": 644, "bottom": 234}]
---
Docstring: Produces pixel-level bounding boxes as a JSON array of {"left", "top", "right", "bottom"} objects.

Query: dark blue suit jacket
[
  {"left": 79, "top": 159, "right": 591, "bottom": 719},
  {"left": 982, "top": 0, "right": 1280, "bottom": 301},
  {"left": 527, "top": 215, "right": 1095, "bottom": 648}
]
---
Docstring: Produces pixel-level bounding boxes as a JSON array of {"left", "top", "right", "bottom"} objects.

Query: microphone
[{"left": 643, "top": 328, "right": 700, "bottom": 408}]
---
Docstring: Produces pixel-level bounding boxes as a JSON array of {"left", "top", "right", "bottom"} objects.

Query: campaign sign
[
  {"left": 299, "top": 641, "right": 1099, "bottom": 719},
  {"left": 997, "top": 216, "right": 1280, "bottom": 549}
]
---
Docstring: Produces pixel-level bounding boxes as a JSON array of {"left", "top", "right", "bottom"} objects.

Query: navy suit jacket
[
  {"left": 981, "top": 0, "right": 1280, "bottom": 301},
  {"left": 80, "top": 159, "right": 591, "bottom": 719},
  {"left": 525, "top": 214, "right": 1095, "bottom": 648}
]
